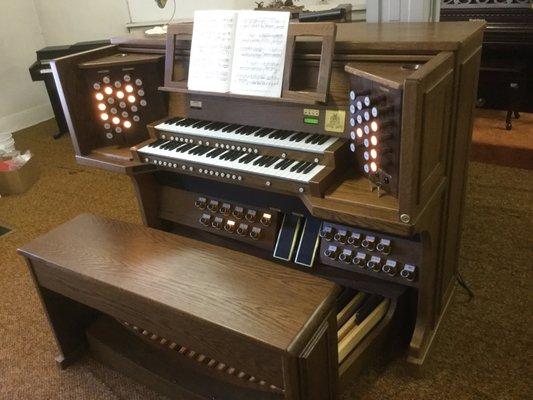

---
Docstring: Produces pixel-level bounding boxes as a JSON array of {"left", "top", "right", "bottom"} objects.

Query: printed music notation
[
  {"left": 187, "top": 10, "right": 290, "bottom": 98},
  {"left": 187, "top": 10, "right": 238, "bottom": 93},
  {"left": 229, "top": 11, "right": 290, "bottom": 98}
]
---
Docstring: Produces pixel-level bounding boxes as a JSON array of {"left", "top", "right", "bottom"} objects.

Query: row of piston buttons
[
  {"left": 319, "top": 226, "right": 391, "bottom": 255},
  {"left": 194, "top": 197, "right": 272, "bottom": 226},
  {"left": 323, "top": 246, "right": 417, "bottom": 281},
  {"left": 199, "top": 214, "right": 262, "bottom": 240},
  {"left": 145, "top": 158, "right": 243, "bottom": 181},
  {"left": 159, "top": 134, "right": 259, "bottom": 155}
]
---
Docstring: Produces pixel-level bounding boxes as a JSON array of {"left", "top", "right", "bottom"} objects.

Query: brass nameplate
[{"left": 324, "top": 110, "right": 346, "bottom": 133}]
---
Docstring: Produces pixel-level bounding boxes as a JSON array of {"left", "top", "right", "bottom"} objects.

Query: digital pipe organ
[{"left": 40, "top": 21, "right": 484, "bottom": 399}]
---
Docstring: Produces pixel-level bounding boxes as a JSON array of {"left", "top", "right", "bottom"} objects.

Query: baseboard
[{"left": 0, "top": 103, "right": 54, "bottom": 134}]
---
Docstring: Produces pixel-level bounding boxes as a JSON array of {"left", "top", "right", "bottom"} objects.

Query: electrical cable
[
  {"left": 456, "top": 271, "right": 474, "bottom": 301},
  {"left": 165, "top": 0, "right": 177, "bottom": 26}
]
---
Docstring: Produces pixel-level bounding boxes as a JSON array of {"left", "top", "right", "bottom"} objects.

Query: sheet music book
[{"left": 188, "top": 10, "right": 290, "bottom": 98}]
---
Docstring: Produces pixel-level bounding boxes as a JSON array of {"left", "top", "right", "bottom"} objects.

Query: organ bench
[{"left": 19, "top": 214, "right": 398, "bottom": 400}]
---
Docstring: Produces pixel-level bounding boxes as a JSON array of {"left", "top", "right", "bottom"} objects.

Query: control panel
[
  {"left": 194, "top": 196, "right": 278, "bottom": 248},
  {"left": 158, "top": 189, "right": 280, "bottom": 250},
  {"left": 318, "top": 222, "right": 421, "bottom": 286},
  {"left": 346, "top": 70, "right": 402, "bottom": 196},
  {"left": 79, "top": 52, "right": 166, "bottom": 148}
]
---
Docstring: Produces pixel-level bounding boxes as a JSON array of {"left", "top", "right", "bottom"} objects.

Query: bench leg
[
  {"left": 25, "top": 259, "right": 98, "bottom": 368},
  {"left": 39, "top": 287, "right": 99, "bottom": 368},
  {"left": 506, "top": 110, "right": 513, "bottom": 131}
]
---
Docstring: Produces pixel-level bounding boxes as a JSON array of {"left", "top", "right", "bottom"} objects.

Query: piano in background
[
  {"left": 29, "top": 40, "right": 110, "bottom": 139},
  {"left": 440, "top": 0, "right": 533, "bottom": 130}
]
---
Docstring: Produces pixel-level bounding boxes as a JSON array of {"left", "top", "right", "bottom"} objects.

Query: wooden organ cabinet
[{"left": 19, "top": 21, "right": 485, "bottom": 400}]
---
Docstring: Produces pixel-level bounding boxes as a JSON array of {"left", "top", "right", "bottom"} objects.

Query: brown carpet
[{"left": 0, "top": 117, "right": 531, "bottom": 400}]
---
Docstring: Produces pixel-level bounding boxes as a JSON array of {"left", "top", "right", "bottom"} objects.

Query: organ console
[{"left": 26, "top": 20, "right": 484, "bottom": 399}]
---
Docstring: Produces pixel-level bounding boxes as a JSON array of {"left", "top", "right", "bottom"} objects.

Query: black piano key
[
  {"left": 305, "top": 134, "right": 318, "bottom": 144},
  {"left": 279, "top": 159, "right": 293, "bottom": 170},
  {"left": 273, "top": 159, "right": 286, "bottom": 169},
  {"left": 311, "top": 135, "right": 323, "bottom": 144},
  {"left": 240, "top": 154, "right": 256, "bottom": 164},
  {"left": 165, "top": 117, "right": 182, "bottom": 125},
  {"left": 222, "top": 123, "right": 240, "bottom": 132},
  {"left": 158, "top": 141, "right": 173, "bottom": 149},
  {"left": 149, "top": 139, "right": 166, "bottom": 147},
  {"left": 288, "top": 133, "right": 300, "bottom": 142},
  {"left": 178, "top": 143, "right": 195, "bottom": 152},
  {"left": 209, "top": 148, "right": 225, "bottom": 158},
  {"left": 234, "top": 126, "right": 249, "bottom": 134},
  {"left": 219, "top": 150, "right": 233, "bottom": 160},
  {"left": 264, "top": 157, "right": 280, "bottom": 167},
  {"left": 196, "top": 146, "right": 212, "bottom": 156},
  {"left": 254, "top": 128, "right": 273, "bottom": 137},
  {"left": 296, "top": 162, "right": 311, "bottom": 173},
  {"left": 187, "top": 145, "right": 201, "bottom": 154},
  {"left": 172, "top": 143, "right": 189, "bottom": 152},
  {"left": 303, "top": 163, "right": 317, "bottom": 174},
  {"left": 294, "top": 133, "right": 308, "bottom": 142},
  {"left": 253, "top": 156, "right": 267, "bottom": 166},
  {"left": 289, "top": 161, "right": 302, "bottom": 172}
]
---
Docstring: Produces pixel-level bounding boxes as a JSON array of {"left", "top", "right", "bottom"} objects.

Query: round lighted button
[
  {"left": 349, "top": 118, "right": 355, "bottom": 127},
  {"left": 138, "top": 89, "right": 145, "bottom": 96},
  {"left": 114, "top": 81, "right": 121, "bottom": 88},
  {"left": 371, "top": 107, "right": 378, "bottom": 118},
  {"left": 132, "top": 115, "right": 140, "bottom": 122},
  {"left": 350, "top": 104, "right": 356, "bottom": 114},
  {"left": 131, "top": 105, "right": 138, "bottom": 112},
  {"left": 350, "top": 131, "right": 356, "bottom": 140},
  {"left": 115, "top": 127, "right": 122, "bottom": 133},
  {"left": 356, "top": 115, "right": 363, "bottom": 124},
  {"left": 105, "top": 132, "right": 113, "bottom": 139},
  {"left": 103, "top": 76, "right": 110, "bottom": 84},
  {"left": 135, "top": 79, "right": 142, "bottom": 86},
  {"left": 122, "top": 111, "right": 129, "bottom": 118},
  {"left": 124, "top": 75, "right": 131, "bottom": 82},
  {"left": 104, "top": 123, "right": 111, "bottom": 130},
  {"left": 349, "top": 90, "right": 356, "bottom": 100},
  {"left": 140, "top": 99, "right": 147, "bottom": 107},
  {"left": 93, "top": 83, "right": 101, "bottom": 90},
  {"left": 350, "top": 143, "right": 356, "bottom": 152},
  {"left": 107, "top": 98, "right": 115, "bottom": 104}
]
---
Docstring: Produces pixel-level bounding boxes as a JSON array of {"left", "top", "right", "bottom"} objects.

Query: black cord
[
  {"left": 456, "top": 271, "right": 474, "bottom": 301},
  {"left": 165, "top": 0, "right": 177, "bottom": 26}
]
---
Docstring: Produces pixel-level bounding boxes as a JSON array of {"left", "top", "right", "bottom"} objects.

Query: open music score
[{"left": 188, "top": 10, "right": 290, "bottom": 98}]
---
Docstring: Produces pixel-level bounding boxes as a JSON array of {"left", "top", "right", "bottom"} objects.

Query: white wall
[
  {"left": 127, "top": 1, "right": 366, "bottom": 24},
  {"left": 32, "top": 0, "right": 130, "bottom": 46},
  {"left": 366, "top": 0, "right": 440, "bottom": 22},
  {"left": 0, "top": 1, "right": 51, "bottom": 133}
]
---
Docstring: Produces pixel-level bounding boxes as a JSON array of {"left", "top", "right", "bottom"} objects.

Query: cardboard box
[{"left": 0, "top": 156, "right": 39, "bottom": 195}]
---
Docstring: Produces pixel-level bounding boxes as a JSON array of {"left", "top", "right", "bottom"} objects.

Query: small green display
[{"left": 303, "top": 117, "right": 319, "bottom": 125}]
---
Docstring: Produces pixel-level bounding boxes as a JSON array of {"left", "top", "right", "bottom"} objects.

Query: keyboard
[
  {"left": 138, "top": 138, "right": 325, "bottom": 183},
  {"left": 155, "top": 117, "right": 338, "bottom": 154}
]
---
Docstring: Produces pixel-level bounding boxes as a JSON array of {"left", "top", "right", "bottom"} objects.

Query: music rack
[{"left": 161, "top": 22, "right": 336, "bottom": 104}]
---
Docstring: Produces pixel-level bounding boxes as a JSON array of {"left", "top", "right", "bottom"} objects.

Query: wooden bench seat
[{"left": 19, "top": 214, "right": 397, "bottom": 400}]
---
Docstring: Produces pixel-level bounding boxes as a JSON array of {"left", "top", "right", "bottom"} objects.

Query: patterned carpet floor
[{"left": 0, "top": 117, "right": 531, "bottom": 399}]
